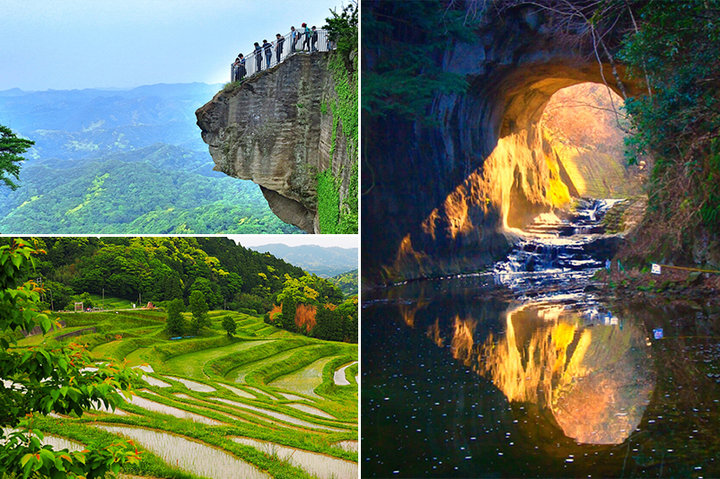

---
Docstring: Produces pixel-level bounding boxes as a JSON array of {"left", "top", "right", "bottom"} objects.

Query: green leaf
[{"left": 19, "top": 453, "right": 34, "bottom": 468}]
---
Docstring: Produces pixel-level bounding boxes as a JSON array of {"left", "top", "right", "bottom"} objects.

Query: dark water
[{"left": 362, "top": 201, "right": 720, "bottom": 478}]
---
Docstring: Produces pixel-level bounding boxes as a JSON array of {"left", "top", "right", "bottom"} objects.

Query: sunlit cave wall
[{"left": 362, "top": 4, "right": 638, "bottom": 284}]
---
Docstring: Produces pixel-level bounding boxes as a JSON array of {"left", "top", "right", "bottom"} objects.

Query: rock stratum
[
  {"left": 197, "top": 53, "right": 354, "bottom": 233},
  {"left": 363, "top": 3, "right": 641, "bottom": 284}
]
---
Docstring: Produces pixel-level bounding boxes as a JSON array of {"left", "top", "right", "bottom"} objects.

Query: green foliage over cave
[{"left": 362, "top": 0, "right": 473, "bottom": 120}]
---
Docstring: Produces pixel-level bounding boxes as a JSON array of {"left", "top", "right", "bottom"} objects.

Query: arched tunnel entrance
[
  {"left": 388, "top": 73, "right": 646, "bottom": 280},
  {"left": 504, "top": 81, "right": 645, "bottom": 230},
  {"left": 361, "top": 3, "right": 649, "bottom": 284}
]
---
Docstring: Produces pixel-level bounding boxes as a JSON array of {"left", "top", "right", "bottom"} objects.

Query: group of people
[{"left": 231, "top": 24, "right": 320, "bottom": 82}]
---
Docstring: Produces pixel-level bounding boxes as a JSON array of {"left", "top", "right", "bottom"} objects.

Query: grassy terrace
[{"left": 17, "top": 308, "right": 358, "bottom": 479}]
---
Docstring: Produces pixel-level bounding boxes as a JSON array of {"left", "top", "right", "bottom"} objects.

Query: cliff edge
[{"left": 196, "top": 52, "right": 356, "bottom": 233}]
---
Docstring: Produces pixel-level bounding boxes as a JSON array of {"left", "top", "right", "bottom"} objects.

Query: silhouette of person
[
  {"left": 237, "top": 53, "right": 246, "bottom": 79},
  {"left": 262, "top": 39, "right": 272, "bottom": 67},
  {"left": 302, "top": 23, "right": 311, "bottom": 51},
  {"left": 310, "top": 26, "right": 318, "bottom": 52},
  {"left": 290, "top": 26, "right": 298, "bottom": 53},
  {"left": 275, "top": 33, "right": 285, "bottom": 64},
  {"left": 231, "top": 58, "right": 239, "bottom": 82},
  {"left": 253, "top": 42, "right": 262, "bottom": 72}
]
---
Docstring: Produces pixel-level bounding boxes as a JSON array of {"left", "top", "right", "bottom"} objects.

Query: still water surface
[{"left": 363, "top": 202, "right": 720, "bottom": 477}]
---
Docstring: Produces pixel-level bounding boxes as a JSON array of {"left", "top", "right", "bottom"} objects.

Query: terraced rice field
[{"left": 17, "top": 309, "right": 358, "bottom": 478}]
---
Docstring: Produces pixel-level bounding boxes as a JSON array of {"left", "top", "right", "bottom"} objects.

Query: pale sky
[
  {"left": 231, "top": 234, "right": 358, "bottom": 249},
  {"left": 0, "top": 0, "right": 341, "bottom": 91}
]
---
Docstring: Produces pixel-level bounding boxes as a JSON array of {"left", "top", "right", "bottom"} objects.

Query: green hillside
[{"left": 2, "top": 238, "right": 358, "bottom": 478}]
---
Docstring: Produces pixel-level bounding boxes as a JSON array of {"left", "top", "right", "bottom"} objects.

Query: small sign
[
  {"left": 653, "top": 328, "right": 663, "bottom": 340},
  {"left": 651, "top": 263, "right": 662, "bottom": 275}
]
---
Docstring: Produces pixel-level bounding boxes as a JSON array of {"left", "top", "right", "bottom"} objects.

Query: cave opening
[{"left": 504, "top": 82, "right": 646, "bottom": 231}]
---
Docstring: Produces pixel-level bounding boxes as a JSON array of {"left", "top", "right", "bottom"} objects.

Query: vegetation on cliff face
[
  {"left": 317, "top": 3, "right": 358, "bottom": 234},
  {"left": 618, "top": 1, "right": 720, "bottom": 266}
]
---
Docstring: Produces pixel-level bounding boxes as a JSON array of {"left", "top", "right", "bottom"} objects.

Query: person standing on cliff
[
  {"left": 237, "top": 53, "right": 246, "bottom": 80},
  {"left": 290, "top": 26, "right": 298, "bottom": 53},
  {"left": 262, "top": 39, "right": 272, "bottom": 68},
  {"left": 253, "top": 42, "right": 262, "bottom": 72},
  {"left": 301, "top": 23, "right": 311, "bottom": 51},
  {"left": 310, "top": 26, "right": 318, "bottom": 52},
  {"left": 231, "top": 57, "right": 239, "bottom": 82},
  {"left": 275, "top": 33, "right": 285, "bottom": 64}
]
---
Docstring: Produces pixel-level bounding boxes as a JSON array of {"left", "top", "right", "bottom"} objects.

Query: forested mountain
[
  {"left": 22, "top": 237, "right": 305, "bottom": 313},
  {"left": 329, "top": 269, "right": 358, "bottom": 295},
  {"left": 246, "top": 243, "right": 358, "bottom": 277},
  {"left": 0, "top": 84, "right": 299, "bottom": 233}
]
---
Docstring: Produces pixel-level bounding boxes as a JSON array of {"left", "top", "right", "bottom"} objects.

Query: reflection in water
[
  {"left": 363, "top": 282, "right": 720, "bottom": 478},
  {"left": 451, "top": 316, "right": 476, "bottom": 366},
  {"left": 426, "top": 319, "right": 445, "bottom": 348},
  {"left": 477, "top": 302, "right": 654, "bottom": 445},
  {"left": 398, "top": 298, "right": 428, "bottom": 328}
]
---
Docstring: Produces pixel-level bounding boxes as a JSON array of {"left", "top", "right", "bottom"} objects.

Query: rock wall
[
  {"left": 196, "top": 52, "right": 353, "bottom": 233},
  {"left": 363, "top": 4, "right": 637, "bottom": 284}
]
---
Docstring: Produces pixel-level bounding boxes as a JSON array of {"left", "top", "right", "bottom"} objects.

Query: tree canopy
[
  {"left": 0, "top": 125, "right": 34, "bottom": 191},
  {"left": 270, "top": 273, "right": 357, "bottom": 342},
  {"left": 618, "top": 0, "right": 720, "bottom": 261},
  {"left": 0, "top": 239, "right": 140, "bottom": 477},
  {"left": 165, "top": 297, "right": 186, "bottom": 336},
  {"left": 188, "top": 290, "right": 209, "bottom": 334},
  {"left": 19, "top": 237, "right": 305, "bottom": 312}
]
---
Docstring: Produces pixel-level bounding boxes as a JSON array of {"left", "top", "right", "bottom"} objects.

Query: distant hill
[
  {"left": 246, "top": 244, "right": 358, "bottom": 277},
  {"left": 329, "top": 269, "right": 358, "bottom": 296},
  {"left": 0, "top": 83, "right": 300, "bottom": 233}
]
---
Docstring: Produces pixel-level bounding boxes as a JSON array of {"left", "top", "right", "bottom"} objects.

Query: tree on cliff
[
  {"left": 324, "top": 1, "right": 357, "bottom": 69},
  {"left": 0, "top": 239, "right": 141, "bottom": 477},
  {"left": 0, "top": 125, "right": 34, "bottom": 190}
]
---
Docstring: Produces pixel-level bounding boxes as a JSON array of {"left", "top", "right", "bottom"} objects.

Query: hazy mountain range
[
  {"left": 246, "top": 244, "right": 358, "bottom": 277},
  {"left": 0, "top": 83, "right": 300, "bottom": 233}
]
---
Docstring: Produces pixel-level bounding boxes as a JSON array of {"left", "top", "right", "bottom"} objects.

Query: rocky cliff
[
  {"left": 196, "top": 52, "right": 355, "bottom": 233},
  {"left": 363, "top": 3, "right": 639, "bottom": 284}
]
